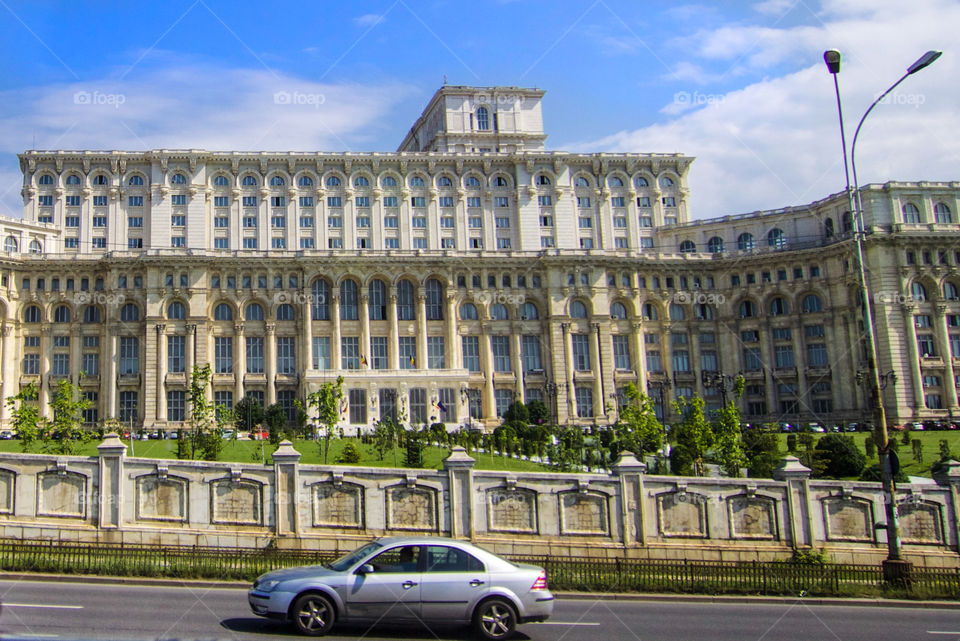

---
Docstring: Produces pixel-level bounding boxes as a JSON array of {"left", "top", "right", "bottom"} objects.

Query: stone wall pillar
[
  {"left": 773, "top": 455, "right": 812, "bottom": 548},
  {"left": 272, "top": 440, "right": 301, "bottom": 536},
  {"left": 443, "top": 446, "right": 476, "bottom": 539},
  {"left": 934, "top": 459, "right": 960, "bottom": 551},
  {"left": 97, "top": 433, "right": 127, "bottom": 529},
  {"left": 611, "top": 451, "right": 647, "bottom": 546}
]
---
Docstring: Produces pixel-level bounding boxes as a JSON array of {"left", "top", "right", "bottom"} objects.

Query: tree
[
  {"left": 373, "top": 417, "right": 402, "bottom": 464},
  {"left": 404, "top": 425, "right": 425, "bottom": 468},
  {"left": 743, "top": 427, "right": 781, "bottom": 478},
  {"left": 616, "top": 383, "right": 664, "bottom": 457},
  {"left": 7, "top": 382, "right": 42, "bottom": 453},
  {"left": 526, "top": 400, "right": 550, "bottom": 426},
  {"left": 337, "top": 441, "right": 362, "bottom": 464},
  {"left": 234, "top": 395, "right": 264, "bottom": 433},
  {"left": 47, "top": 377, "right": 93, "bottom": 455},
  {"left": 814, "top": 433, "right": 866, "bottom": 478},
  {"left": 184, "top": 364, "right": 222, "bottom": 461},
  {"left": 670, "top": 395, "right": 714, "bottom": 476},
  {"left": 712, "top": 377, "right": 747, "bottom": 477},
  {"left": 264, "top": 403, "right": 288, "bottom": 445},
  {"left": 307, "top": 376, "right": 344, "bottom": 464},
  {"left": 503, "top": 401, "right": 529, "bottom": 427}
]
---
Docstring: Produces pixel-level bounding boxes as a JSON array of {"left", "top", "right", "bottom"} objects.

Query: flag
[
  {"left": 361, "top": 355, "right": 368, "bottom": 366},
  {"left": 409, "top": 355, "right": 416, "bottom": 367},
  {"left": 437, "top": 400, "right": 448, "bottom": 413}
]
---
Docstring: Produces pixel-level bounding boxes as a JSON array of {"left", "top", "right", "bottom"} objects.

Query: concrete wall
[{"left": 2, "top": 436, "right": 960, "bottom": 568}]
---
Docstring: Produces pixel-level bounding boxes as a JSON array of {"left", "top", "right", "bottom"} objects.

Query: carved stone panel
[
  {"left": 0, "top": 469, "right": 15, "bottom": 515},
  {"left": 657, "top": 491, "right": 707, "bottom": 538},
  {"left": 37, "top": 471, "right": 86, "bottom": 519},
  {"left": 136, "top": 475, "right": 188, "bottom": 522},
  {"left": 487, "top": 487, "right": 538, "bottom": 534},
  {"left": 728, "top": 495, "right": 778, "bottom": 540},
  {"left": 899, "top": 501, "right": 944, "bottom": 544},
  {"left": 559, "top": 491, "right": 609, "bottom": 536},
  {"left": 210, "top": 479, "right": 263, "bottom": 526},
  {"left": 312, "top": 482, "right": 364, "bottom": 529},
  {"left": 822, "top": 496, "right": 873, "bottom": 542},
  {"left": 386, "top": 485, "right": 437, "bottom": 532}
]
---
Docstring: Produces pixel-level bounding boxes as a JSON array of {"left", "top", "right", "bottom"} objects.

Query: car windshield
[{"left": 327, "top": 541, "right": 382, "bottom": 572}]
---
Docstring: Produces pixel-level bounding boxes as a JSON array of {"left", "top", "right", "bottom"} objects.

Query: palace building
[{"left": 2, "top": 85, "right": 959, "bottom": 431}]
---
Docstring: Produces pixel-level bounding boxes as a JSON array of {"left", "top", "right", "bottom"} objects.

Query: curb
[{"left": 2, "top": 572, "right": 959, "bottom": 609}]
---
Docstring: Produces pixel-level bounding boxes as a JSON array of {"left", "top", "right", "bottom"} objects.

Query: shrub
[
  {"left": 786, "top": 434, "right": 797, "bottom": 452},
  {"left": 814, "top": 433, "right": 866, "bottom": 478},
  {"left": 337, "top": 441, "right": 362, "bottom": 464}
]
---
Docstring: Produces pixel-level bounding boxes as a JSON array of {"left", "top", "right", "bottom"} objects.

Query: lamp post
[{"left": 824, "top": 48, "right": 941, "bottom": 582}]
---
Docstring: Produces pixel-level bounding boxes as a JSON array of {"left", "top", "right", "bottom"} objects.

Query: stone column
[
  {"left": 302, "top": 299, "right": 313, "bottom": 372},
  {"left": 0, "top": 325, "right": 13, "bottom": 424},
  {"left": 590, "top": 322, "right": 604, "bottom": 419},
  {"left": 481, "top": 325, "right": 495, "bottom": 421},
  {"left": 443, "top": 446, "right": 476, "bottom": 539},
  {"left": 39, "top": 325, "right": 51, "bottom": 419},
  {"left": 935, "top": 304, "right": 960, "bottom": 410},
  {"left": 360, "top": 294, "right": 370, "bottom": 367},
  {"left": 106, "top": 334, "right": 118, "bottom": 419},
  {"left": 155, "top": 324, "right": 166, "bottom": 421},
  {"left": 562, "top": 323, "right": 575, "bottom": 417},
  {"left": 388, "top": 294, "right": 399, "bottom": 370},
  {"left": 332, "top": 296, "right": 342, "bottom": 371},
  {"left": 234, "top": 323, "right": 245, "bottom": 403},
  {"left": 933, "top": 459, "right": 960, "bottom": 552},
  {"left": 97, "top": 433, "right": 127, "bottom": 529},
  {"left": 185, "top": 324, "right": 196, "bottom": 378},
  {"left": 633, "top": 321, "right": 647, "bottom": 392},
  {"left": 902, "top": 304, "right": 924, "bottom": 410},
  {"left": 773, "top": 455, "right": 813, "bottom": 549},
  {"left": 272, "top": 439, "right": 301, "bottom": 536},
  {"left": 611, "top": 451, "right": 647, "bottom": 546},
  {"left": 417, "top": 294, "right": 428, "bottom": 369},
  {"left": 265, "top": 323, "right": 276, "bottom": 406},
  {"left": 446, "top": 293, "right": 458, "bottom": 370},
  {"left": 511, "top": 326, "right": 523, "bottom": 399}
]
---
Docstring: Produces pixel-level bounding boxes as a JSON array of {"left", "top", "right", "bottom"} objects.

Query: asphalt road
[{"left": 0, "top": 578, "right": 959, "bottom": 641}]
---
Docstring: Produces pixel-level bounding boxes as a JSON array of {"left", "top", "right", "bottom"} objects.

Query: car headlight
[{"left": 258, "top": 579, "right": 281, "bottom": 592}]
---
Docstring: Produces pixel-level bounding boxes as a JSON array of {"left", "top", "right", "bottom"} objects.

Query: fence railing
[{"left": 0, "top": 539, "right": 957, "bottom": 597}]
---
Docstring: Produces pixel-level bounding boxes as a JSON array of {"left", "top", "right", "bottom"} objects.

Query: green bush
[
  {"left": 336, "top": 441, "right": 362, "bottom": 464},
  {"left": 814, "top": 433, "right": 866, "bottom": 478}
]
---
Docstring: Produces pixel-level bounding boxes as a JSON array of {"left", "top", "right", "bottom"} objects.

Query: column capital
[
  {"left": 184, "top": 323, "right": 197, "bottom": 333},
  {"left": 234, "top": 323, "right": 245, "bottom": 333},
  {"left": 265, "top": 323, "right": 276, "bottom": 334},
  {"left": 153, "top": 323, "right": 165, "bottom": 334}
]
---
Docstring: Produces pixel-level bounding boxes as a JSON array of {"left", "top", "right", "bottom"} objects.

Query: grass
[
  {"left": 778, "top": 429, "right": 960, "bottom": 479},
  {"left": 0, "top": 437, "right": 550, "bottom": 472}
]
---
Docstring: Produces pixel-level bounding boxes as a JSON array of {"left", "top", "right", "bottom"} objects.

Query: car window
[
  {"left": 369, "top": 545, "right": 421, "bottom": 573},
  {"left": 329, "top": 541, "right": 382, "bottom": 572},
  {"left": 424, "top": 545, "right": 485, "bottom": 573}
]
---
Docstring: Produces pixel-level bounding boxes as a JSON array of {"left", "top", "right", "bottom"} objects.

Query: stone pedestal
[
  {"left": 97, "top": 433, "right": 127, "bottom": 529},
  {"left": 443, "top": 446, "right": 475, "bottom": 539},
  {"left": 272, "top": 440, "right": 301, "bottom": 537}
]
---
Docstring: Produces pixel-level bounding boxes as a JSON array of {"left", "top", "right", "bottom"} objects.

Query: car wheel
[
  {"left": 474, "top": 598, "right": 517, "bottom": 641},
  {"left": 291, "top": 593, "right": 336, "bottom": 636}
]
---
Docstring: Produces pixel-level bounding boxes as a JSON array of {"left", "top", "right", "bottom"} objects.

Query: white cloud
[
  {"left": 354, "top": 13, "right": 386, "bottom": 28},
  {"left": 0, "top": 64, "right": 412, "bottom": 215},
  {"left": 752, "top": 0, "right": 798, "bottom": 17},
  {"left": 565, "top": 0, "right": 960, "bottom": 219}
]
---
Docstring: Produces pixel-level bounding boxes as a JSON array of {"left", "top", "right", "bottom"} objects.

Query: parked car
[
  {"left": 248, "top": 536, "right": 553, "bottom": 638},
  {"left": 806, "top": 422, "right": 825, "bottom": 433},
  {"left": 911, "top": 422, "right": 924, "bottom": 431},
  {"left": 779, "top": 422, "right": 793, "bottom": 432},
  {"left": 0, "top": 430, "right": 13, "bottom": 440},
  {"left": 250, "top": 430, "right": 269, "bottom": 441}
]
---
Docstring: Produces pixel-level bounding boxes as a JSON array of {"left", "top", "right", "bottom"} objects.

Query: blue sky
[{"left": 1, "top": 0, "right": 957, "bottom": 218}]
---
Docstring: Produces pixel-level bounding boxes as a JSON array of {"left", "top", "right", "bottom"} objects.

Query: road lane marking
[
  {"left": 4, "top": 603, "right": 83, "bottom": 609},
  {"left": 9, "top": 634, "right": 59, "bottom": 638},
  {"left": 530, "top": 621, "right": 601, "bottom": 626},
  {"left": 928, "top": 632, "right": 960, "bottom": 635}
]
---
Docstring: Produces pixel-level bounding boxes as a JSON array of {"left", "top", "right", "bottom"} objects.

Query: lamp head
[
  {"left": 823, "top": 49, "right": 842, "bottom": 74},
  {"left": 907, "top": 50, "right": 942, "bottom": 74}
]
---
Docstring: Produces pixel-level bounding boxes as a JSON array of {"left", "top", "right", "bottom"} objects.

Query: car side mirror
[{"left": 358, "top": 564, "right": 375, "bottom": 575}]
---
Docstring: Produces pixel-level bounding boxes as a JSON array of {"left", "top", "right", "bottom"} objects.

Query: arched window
[
  {"left": 695, "top": 304, "right": 714, "bottom": 320},
  {"left": 340, "top": 280, "right": 358, "bottom": 320},
  {"left": 493, "top": 176, "right": 508, "bottom": 187},
  {"left": 167, "top": 302, "right": 185, "bottom": 319},
  {"left": 368, "top": 279, "right": 387, "bottom": 320},
  {"left": 241, "top": 175, "right": 257, "bottom": 186},
  {"left": 53, "top": 305, "right": 70, "bottom": 323},
  {"left": 23, "top": 305, "right": 41, "bottom": 323},
  {"left": 382, "top": 176, "right": 397, "bottom": 187},
  {"left": 769, "top": 297, "right": 789, "bottom": 315},
  {"left": 642, "top": 303, "right": 658, "bottom": 321},
  {"left": 737, "top": 233, "right": 755, "bottom": 251},
  {"left": 128, "top": 175, "right": 144, "bottom": 186},
  {"left": 93, "top": 174, "right": 108, "bottom": 185},
  {"left": 83, "top": 306, "right": 101, "bottom": 323},
  {"left": 425, "top": 278, "right": 444, "bottom": 320},
  {"left": 397, "top": 279, "right": 415, "bottom": 320},
  {"left": 802, "top": 294, "right": 823, "bottom": 313},
  {"left": 535, "top": 174, "right": 551, "bottom": 186},
  {"left": 609, "top": 176, "right": 623, "bottom": 187},
  {"left": 297, "top": 176, "right": 314, "bottom": 187},
  {"left": 935, "top": 202, "right": 953, "bottom": 223},
  {"left": 120, "top": 303, "right": 140, "bottom": 322},
  {"left": 437, "top": 176, "right": 452, "bottom": 187},
  {"left": 679, "top": 240, "right": 696, "bottom": 253},
  {"left": 464, "top": 176, "right": 481, "bottom": 188},
  {"left": 214, "top": 175, "right": 229, "bottom": 186},
  {"left": 944, "top": 282, "right": 959, "bottom": 300},
  {"left": 353, "top": 176, "right": 369, "bottom": 187},
  {"left": 171, "top": 173, "right": 187, "bottom": 185},
  {"left": 634, "top": 177, "right": 649, "bottom": 188},
  {"left": 570, "top": 301, "right": 588, "bottom": 319},
  {"left": 269, "top": 176, "right": 286, "bottom": 187},
  {"left": 490, "top": 303, "right": 508, "bottom": 320},
  {"left": 460, "top": 303, "right": 478, "bottom": 320},
  {"left": 739, "top": 300, "right": 757, "bottom": 318},
  {"left": 521, "top": 302, "right": 540, "bottom": 320},
  {"left": 902, "top": 202, "right": 921, "bottom": 223},
  {"left": 244, "top": 303, "right": 263, "bottom": 321},
  {"left": 707, "top": 236, "right": 724, "bottom": 253},
  {"left": 911, "top": 282, "right": 928, "bottom": 302},
  {"left": 29, "top": 240, "right": 42, "bottom": 254},
  {"left": 276, "top": 304, "right": 295, "bottom": 321},
  {"left": 214, "top": 303, "right": 233, "bottom": 321},
  {"left": 311, "top": 279, "right": 330, "bottom": 320},
  {"left": 65, "top": 175, "right": 81, "bottom": 185},
  {"left": 37, "top": 174, "right": 54, "bottom": 185},
  {"left": 325, "top": 176, "right": 341, "bottom": 187},
  {"left": 4, "top": 237, "right": 16, "bottom": 253},
  {"left": 669, "top": 304, "right": 686, "bottom": 321},
  {"left": 575, "top": 176, "right": 589, "bottom": 187},
  {"left": 824, "top": 218, "right": 834, "bottom": 237},
  {"left": 768, "top": 228, "right": 787, "bottom": 249},
  {"left": 659, "top": 176, "right": 674, "bottom": 188},
  {"left": 476, "top": 106, "right": 489, "bottom": 130},
  {"left": 409, "top": 176, "right": 425, "bottom": 187}
]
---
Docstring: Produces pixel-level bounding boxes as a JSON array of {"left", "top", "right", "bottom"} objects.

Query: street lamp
[{"left": 824, "top": 48, "right": 941, "bottom": 582}]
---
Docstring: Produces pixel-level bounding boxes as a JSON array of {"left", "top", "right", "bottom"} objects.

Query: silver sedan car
[{"left": 248, "top": 536, "right": 554, "bottom": 639}]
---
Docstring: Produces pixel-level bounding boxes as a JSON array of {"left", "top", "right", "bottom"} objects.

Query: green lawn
[
  {"left": 0, "top": 437, "right": 549, "bottom": 472},
  {"left": 778, "top": 429, "right": 960, "bottom": 478}
]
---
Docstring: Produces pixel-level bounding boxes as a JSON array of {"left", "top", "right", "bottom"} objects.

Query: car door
[
  {"left": 418, "top": 544, "right": 488, "bottom": 622},
  {"left": 345, "top": 545, "right": 422, "bottom": 621}
]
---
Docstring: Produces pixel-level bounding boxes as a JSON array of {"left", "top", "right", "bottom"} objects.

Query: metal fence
[{"left": 0, "top": 539, "right": 957, "bottom": 597}]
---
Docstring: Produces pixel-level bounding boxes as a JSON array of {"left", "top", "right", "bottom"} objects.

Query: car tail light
[{"left": 530, "top": 571, "right": 548, "bottom": 591}]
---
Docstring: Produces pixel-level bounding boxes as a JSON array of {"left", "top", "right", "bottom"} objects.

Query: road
[{"left": 0, "top": 579, "right": 959, "bottom": 641}]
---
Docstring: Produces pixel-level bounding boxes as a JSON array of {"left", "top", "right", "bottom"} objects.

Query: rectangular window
[
  {"left": 572, "top": 334, "right": 590, "bottom": 371},
  {"left": 171, "top": 214, "right": 185, "bottom": 227},
  {"left": 82, "top": 391, "right": 98, "bottom": 425},
  {"left": 611, "top": 196, "right": 625, "bottom": 207},
  {"left": 491, "top": 336, "right": 511, "bottom": 372},
  {"left": 576, "top": 387, "right": 594, "bottom": 418},
  {"left": 171, "top": 195, "right": 187, "bottom": 206},
  {"left": 576, "top": 197, "right": 591, "bottom": 208},
  {"left": 412, "top": 216, "right": 426, "bottom": 228},
  {"left": 214, "top": 216, "right": 229, "bottom": 228},
  {"left": 271, "top": 196, "right": 285, "bottom": 207},
  {"left": 242, "top": 196, "right": 257, "bottom": 207},
  {"left": 327, "top": 196, "right": 342, "bottom": 207},
  {"left": 38, "top": 195, "right": 53, "bottom": 207},
  {"left": 462, "top": 336, "right": 480, "bottom": 372},
  {"left": 538, "top": 195, "right": 553, "bottom": 206},
  {"left": 384, "top": 216, "right": 398, "bottom": 228},
  {"left": 214, "top": 238, "right": 229, "bottom": 249},
  {"left": 371, "top": 336, "right": 388, "bottom": 369},
  {"left": 246, "top": 337, "right": 264, "bottom": 373},
  {"left": 312, "top": 336, "right": 330, "bottom": 370},
  {"left": 383, "top": 196, "right": 398, "bottom": 208},
  {"left": 271, "top": 215, "right": 286, "bottom": 228},
  {"left": 128, "top": 217, "right": 143, "bottom": 228},
  {"left": 700, "top": 350, "right": 718, "bottom": 372},
  {"left": 341, "top": 337, "right": 359, "bottom": 370},
  {"left": 578, "top": 216, "right": 593, "bottom": 228},
  {"left": 214, "top": 196, "right": 229, "bottom": 207},
  {"left": 299, "top": 196, "right": 314, "bottom": 207},
  {"left": 128, "top": 196, "right": 143, "bottom": 207},
  {"left": 918, "top": 335, "right": 936, "bottom": 357},
  {"left": 399, "top": 337, "right": 416, "bottom": 369},
  {"left": 167, "top": 391, "right": 185, "bottom": 422},
  {"left": 427, "top": 336, "right": 445, "bottom": 369},
  {"left": 410, "top": 388, "right": 427, "bottom": 424},
  {"left": 65, "top": 216, "right": 80, "bottom": 227},
  {"left": 243, "top": 238, "right": 258, "bottom": 249},
  {"left": 171, "top": 237, "right": 185, "bottom": 247},
  {"left": 299, "top": 238, "right": 315, "bottom": 249},
  {"left": 277, "top": 337, "right": 296, "bottom": 374},
  {"left": 384, "top": 238, "right": 399, "bottom": 249},
  {"left": 613, "top": 335, "right": 631, "bottom": 370},
  {"left": 167, "top": 335, "right": 185, "bottom": 373},
  {"left": 522, "top": 335, "right": 542, "bottom": 372},
  {"left": 214, "top": 336, "right": 233, "bottom": 373},
  {"left": 440, "top": 216, "right": 455, "bottom": 228},
  {"left": 775, "top": 345, "right": 795, "bottom": 368},
  {"left": 646, "top": 350, "right": 662, "bottom": 372},
  {"left": 81, "top": 352, "right": 99, "bottom": 376},
  {"left": 467, "top": 196, "right": 481, "bottom": 208},
  {"left": 411, "top": 196, "right": 426, "bottom": 208},
  {"left": 438, "top": 196, "right": 454, "bottom": 208},
  {"left": 52, "top": 353, "right": 70, "bottom": 376},
  {"left": 807, "top": 344, "right": 828, "bottom": 367},
  {"left": 412, "top": 237, "right": 426, "bottom": 249},
  {"left": 119, "top": 337, "right": 139, "bottom": 374},
  {"left": 271, "top": 237, "right": 286, "bottom": 249},
  {"left": 495, "top": 389, "right": 513, "bottom": 418},
  {"left": 494, "top": 196, "right": 509, "bottom": 208},
  {"left": 743, "top": 347, "right": 763, "bottom": 371},
  {"left": 672, "top": 349, "right": 690, "bottom": 372},
  {"left": 349, "top": 389, "right": 367, "bottom": 424}
]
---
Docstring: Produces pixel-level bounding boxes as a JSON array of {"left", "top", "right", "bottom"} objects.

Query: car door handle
[
  {"left": 470, "top": 579, "right": 485, "bottom": 587},
  {"left": 402, "top": 581, "right": 418, "bottom": 589}
]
